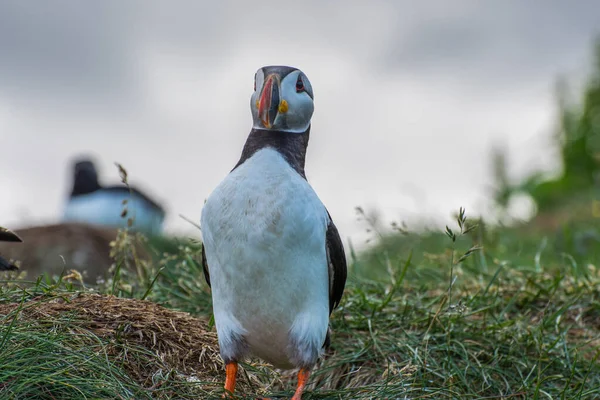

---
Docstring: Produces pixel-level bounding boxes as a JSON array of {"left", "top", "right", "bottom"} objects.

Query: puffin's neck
[{"left": 232, "top": 127, "right": 311, "bottom": 179}]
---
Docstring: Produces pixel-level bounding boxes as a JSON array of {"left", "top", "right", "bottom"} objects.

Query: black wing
[
  {"left": 201, "top": 242, "right": 211, "bottom": 287},
  {"left": 325, "top": 211, "right": 347, "bottom": 314}
]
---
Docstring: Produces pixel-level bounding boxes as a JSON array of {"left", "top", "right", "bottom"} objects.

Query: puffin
[
  {"left": 200, "top": 65, "right": 347, "bottom": 399},
  {"left": 0, "top": 226, "right": 23, "bottom": 271},
  {"left": 63, "top": 158, "right": 166, "bottom": 235}
]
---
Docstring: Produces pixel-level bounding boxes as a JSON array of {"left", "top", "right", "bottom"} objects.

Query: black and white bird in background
[
  {"left": 200, "top": 66, "right": 347, "bottom": 399},
  {"left": 0, "top": 226, "right": 23, "bottom": 271},
  {"left": 62, "top": 158, "right": 166, "bottom": 236}
]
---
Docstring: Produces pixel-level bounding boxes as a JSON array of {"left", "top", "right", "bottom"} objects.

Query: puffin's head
[
  {"left": 71, "top": 158, "right": 101, "bottom": 195},
  {"left": 74, "top": 160, "right": 98, "bottom": 182},
  {"left": 250, "top": 66, "right": 314, "bottom": 133}
]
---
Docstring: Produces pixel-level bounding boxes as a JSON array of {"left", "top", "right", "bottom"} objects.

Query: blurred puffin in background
[
  {"left": 0, "top": 226, "right": 23, "bottom": 271},
  {"left": 200, "top": 66, "right": 347, "bottom": 399},
  {"left": 63, "top": 158, "right": 165, "bottom": 235}
]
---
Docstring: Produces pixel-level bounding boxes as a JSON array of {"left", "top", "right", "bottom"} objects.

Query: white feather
[
  {"left": 201, "top": 148, "right": 330, "bottom": 369},
  {"left": 63, "top": 191, "right": 164, "bottom": 235}
]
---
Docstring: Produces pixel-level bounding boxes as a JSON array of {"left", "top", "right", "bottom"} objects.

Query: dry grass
[{"left": 0, "top": 293, "right": 222, "bottom": 386}]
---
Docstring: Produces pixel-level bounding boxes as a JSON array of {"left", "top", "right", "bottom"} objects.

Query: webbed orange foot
[
  {"left": 223, "top": 362, "right": 238, "bottom": 398},
  {"left": 290, "top": 368, "right": 309, "bottom": 400}
]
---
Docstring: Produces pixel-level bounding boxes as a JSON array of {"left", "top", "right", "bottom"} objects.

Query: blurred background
[{"left": 1, "top": 1, "right": 600, "bottom": 247}]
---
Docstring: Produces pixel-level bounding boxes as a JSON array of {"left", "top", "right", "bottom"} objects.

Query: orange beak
[{"left": 257, "top": 74, "right": 280, "bottom": 129}]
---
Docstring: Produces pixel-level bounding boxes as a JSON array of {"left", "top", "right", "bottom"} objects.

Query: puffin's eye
[
  {"left": 296, "top": 76, "right": 305, "bottom": 92},
  {"left": 254, "top": 76, "right": 257, "bottom": 91}
]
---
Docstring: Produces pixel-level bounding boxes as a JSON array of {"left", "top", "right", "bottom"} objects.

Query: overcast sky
[{"left": 1, "top": 1, "right": 599, "bottom": 245}]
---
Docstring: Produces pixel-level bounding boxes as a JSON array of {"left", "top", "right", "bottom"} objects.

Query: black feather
[
  {"left": 323, "top": 328, "right": 331, "bottom": 349},
  {"left": 325, "top": 211, "right": 347, "bottom": 314},
  {"left": 0, "top": 227, "right": 22, "bottom": 271},
  {"left": 0, "top": 227, "right": 22, "bottom": 242},
  {"left": 201, "top": 242, "right": 211, "bottom": 287}
]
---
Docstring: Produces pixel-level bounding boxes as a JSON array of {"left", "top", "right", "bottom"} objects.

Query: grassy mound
[
  {"left": 0, "top": 291, "right": 225, "bottom": 399},
  {"left": 1, "top": 206, "right": 600, "bottom": 399}
]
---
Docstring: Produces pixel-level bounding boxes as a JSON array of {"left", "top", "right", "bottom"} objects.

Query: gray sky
[{"left": 1, "top": 1, "right": 599, "bottom": 245}]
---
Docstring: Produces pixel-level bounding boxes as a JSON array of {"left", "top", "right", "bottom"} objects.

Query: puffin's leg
[
  {"left": 223, "top": 362, "right": 238, "bottom": 397},
  {"left": 291, "top": 368, "right": 310, "bottom": 400}
]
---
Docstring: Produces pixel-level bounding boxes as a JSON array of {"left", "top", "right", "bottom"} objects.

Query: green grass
[{"left": 1, "top": 206, "right": 600, "bottom": 399}]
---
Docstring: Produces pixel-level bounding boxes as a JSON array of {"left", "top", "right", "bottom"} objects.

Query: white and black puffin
[
  {"left": 63, "top": 158, "right": 165, "bottom": 235},
  {"left": 200, "top": 66, "right": 347, "bottom": 399},
  {"left": 0, "top": 227, "right": 22, "bottom": 271}
]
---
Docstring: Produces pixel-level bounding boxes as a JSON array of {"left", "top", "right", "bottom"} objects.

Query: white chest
[
  {"left": 200, "top": 148, "right": 330, "bottom": 368},
  {"left": 201, "top": 148, "right": 328, "bottom": 255}
]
